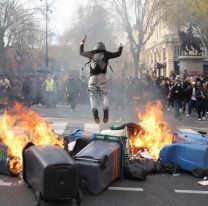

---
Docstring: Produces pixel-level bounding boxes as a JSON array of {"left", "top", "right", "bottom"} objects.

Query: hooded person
[
  {"left": 170, "top": 80, "right": 184, "bottom": 119},
  {"left": 79, "top": 35, "right": 123, "bottom": 123}
]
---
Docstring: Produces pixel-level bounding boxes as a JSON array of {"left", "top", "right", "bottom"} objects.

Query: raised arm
[
  {"left": 105, "top": 44, "right": 123, "bottom": 60},
  {"left": 79, "top": 35, "right": 92, "bottom": 59},
  {"left": 79, "top": 44, "right": 92, "bottom": 58}
]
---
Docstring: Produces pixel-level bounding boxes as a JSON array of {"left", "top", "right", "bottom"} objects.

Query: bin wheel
[
  {"left": 35, "top": 191, "right": 41, "bottom": 206},
  {"left": 192, "top": 168, "right": 204, "bottom": 178},
  {"left": 76, "top": 190, "right": 82, "bottom": 206}
]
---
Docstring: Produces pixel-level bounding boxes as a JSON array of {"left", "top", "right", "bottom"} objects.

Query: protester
[
  {"left": 0, "top": 75, "right": 12, "bottom": 110},
  {"left": 195, "top": 81, "right": 205, "bottom": 120},
  {"left": 65, "top": 76, "right": 80, "bottom": 112},
  {"left": 79, "top": 35, "right": 123, "bottom": 123},
  {"left": 167, "top": 80, "right": 174, "bottom": 110},
  {"left": 182, "top": 79, "right": 192, "bottom": 114},
  {"left": 202, "top": 82, "right": 208, "bottom": 115},
  {"left": 170, "top": 79, "right": 184, "bottom": 120},
  {"left": 43, "top": 74, "right": 56, "bottom": 108},
  {"left": 186, "top": 81, "right": 197, "bottom": 117},
  {"left": 10, "top": 76, "right": 23, "bottom": 103},
  {"left": 22, "top": 75, "right": 33, "bottom": 107}
]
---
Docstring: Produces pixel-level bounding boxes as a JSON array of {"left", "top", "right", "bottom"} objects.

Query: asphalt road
[{"left": 0, "top": 103, "right": 208, "bottom": 206}]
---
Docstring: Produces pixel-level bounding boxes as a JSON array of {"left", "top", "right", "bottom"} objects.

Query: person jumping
[{"left": 79, "top": 35, "right": 123, "bottom": 124}]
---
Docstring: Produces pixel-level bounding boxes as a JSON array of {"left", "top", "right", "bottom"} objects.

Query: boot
[
  {"left": 103, "top": 108, "right": 109, "bottom": 123},
  {"left": 92, "top": 108, "right": 100, "bottom": 124}
]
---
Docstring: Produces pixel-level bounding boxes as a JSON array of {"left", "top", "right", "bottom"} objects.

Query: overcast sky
[
  {"left": 21, "top": 0, "right": 83, "bottom": 35},
  {"left": 49, "top": 0, "right": 84, "bottom": 34},
  {"left": 22, "top": 0, "right": 125, "bottom": 42}
]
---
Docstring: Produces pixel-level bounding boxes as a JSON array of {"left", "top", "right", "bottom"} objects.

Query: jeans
[
  {"left": 188, "top": 99, "right": 196, "bottom": 115},
  {"left": 45, "top": 91, "right": 55, "bottom": 107},
  {"left": 174, "top": 99, "right": 181, "bottom": 119},
  {"left": 88, "top": 74, "right": 109, "bottom": 111},
  {"left": 183, "top": 98, "right": 190, "bottom": 114},
  {"left": 196, "top": 100, "right": 206, "bottom": 118},
  {"left": 67, "top": 92, "right": 77, "bottom": 110}
]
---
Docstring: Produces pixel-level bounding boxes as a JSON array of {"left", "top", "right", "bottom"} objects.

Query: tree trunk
[
  {"left": 132, "top": 48, "right": 141, "bottom": 78},
  {"left": 133, "top": 56, "right": 139, "bottom": 78},
  {"left": 0, "top": 33, "right": 5, "bottom": 70}
]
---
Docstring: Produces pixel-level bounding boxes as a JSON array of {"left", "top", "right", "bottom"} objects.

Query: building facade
[
  {"left": 141, "top": 20, "right": 208, "bottom": 78},
  {"left": 141, "top": 22, "right": 181, "bottom": 78}
]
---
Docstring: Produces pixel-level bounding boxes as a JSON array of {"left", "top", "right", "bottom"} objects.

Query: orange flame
[
  {"left": 129, "top": 101, "right": 172, "bottom": 159},
  {"left": 0, "top": 102, "right": 63, "bottom": 175}
]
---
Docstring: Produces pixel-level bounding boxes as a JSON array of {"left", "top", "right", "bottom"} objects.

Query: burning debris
[
  {"left": 0, "top": 100, "right": 176, "bottom": 181},
  {"left": 129, "top": 100, "right": 173, "bottom": 159},
  {"left": 0, "top": 102, "right": 63, "bottom": 175},
  {"left": 0, "top": 143, "right": 21, "bottom": 176}
]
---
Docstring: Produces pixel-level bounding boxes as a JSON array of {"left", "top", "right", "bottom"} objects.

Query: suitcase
[
  {"left": 94, "top": 134, "right": 126, "bottom": 174},
  {"left": 159, "top": 143, "right": 208, "bottom": 172},
  {"left": 75, "top": 135, "right": 122, "bottom": 195},
  {"left": 23, "top": 143, "right": 81, "bottom": 206},
  {"left": 173, "top": 129, "right": 208, "bottom": 145}
]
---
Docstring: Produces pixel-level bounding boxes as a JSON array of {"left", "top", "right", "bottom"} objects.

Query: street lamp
[{"left": 40, "top": 0, "right": 52, "bottom": 70}]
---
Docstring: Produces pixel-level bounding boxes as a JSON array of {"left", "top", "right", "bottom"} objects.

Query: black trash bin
[
  {"left": 23, "top": 143, "right": 81, "bottom": 206},
  {"left": 75, "top": 135, "right": 123, "bottom": 195}
]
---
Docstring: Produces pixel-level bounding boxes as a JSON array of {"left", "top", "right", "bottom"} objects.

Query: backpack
[
  {"left": 90, "top": 52, "right": 106, "bottom": 70},
  {"left": 82, "top": 52, "right": 113, "bottom": 72}
]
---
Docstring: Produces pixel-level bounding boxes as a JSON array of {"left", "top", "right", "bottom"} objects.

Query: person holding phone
[{"left": 79, "top": 35, "right": 123, "bottom": 123}]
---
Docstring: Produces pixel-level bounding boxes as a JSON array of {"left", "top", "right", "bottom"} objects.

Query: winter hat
[{"left": 93, "top": 42, "right": 106, "bottom": 51}]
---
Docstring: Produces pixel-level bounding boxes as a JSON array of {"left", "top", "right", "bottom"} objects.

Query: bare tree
[
  {"left": 58, "top": 3, "right": 116, "bottom": 70},
  {"left": 0, "top": 0, "right": 40, "bottom": 69},
  {"left": 104, "top": 0, "right": 165, "bottom": 77},
  {"left": 187, "top": 0, "right": 208, "bottom": 51},
  {"left": 164, "top": 0, "right": 208, "bottom": 51}
]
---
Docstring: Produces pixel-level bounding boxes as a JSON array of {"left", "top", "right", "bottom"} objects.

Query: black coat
[
  {"left": 80, "top": 44, "right": 123, "bottom": 76},
  {"left": 171, "top": 84, "right": 184, "bottom": 100}
]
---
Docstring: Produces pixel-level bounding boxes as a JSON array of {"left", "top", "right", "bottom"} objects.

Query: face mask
[{"left": 177, "top": 84, "right": 180, "bottom": 86}]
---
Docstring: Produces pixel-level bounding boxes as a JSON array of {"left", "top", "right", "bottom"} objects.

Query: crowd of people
[
  {"left": 0, "top": 73, "right": 91, "bottom": 111},
  {"left": 158, "top": 72, "right": 208, "bottom": 120},
  {"left": 0, "top": 71, "right": 207, "bottom": 122}
]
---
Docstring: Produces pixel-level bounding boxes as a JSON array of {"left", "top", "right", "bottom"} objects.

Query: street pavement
[{"left": 0, "top": 103, "right": 208, "bottom": 206}]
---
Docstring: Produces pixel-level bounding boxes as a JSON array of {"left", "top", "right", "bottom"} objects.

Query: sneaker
[
  {"left": 202, "top": 116, "right": 206, "bottom": 120},
  {"left": 92, "top": 108, "right": 100, "bottom": 124},
  {"left": 185, "top": 114, "right": 190, "bottom": 117},
  {"left": 198, "top": 118, "right": 202, "bottom": 121},
  {"left": 103, "top": 108, "right": 109, "bottom": 123}
]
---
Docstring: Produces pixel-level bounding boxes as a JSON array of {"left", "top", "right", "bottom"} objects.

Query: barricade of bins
[
  {"left": 1, "top": 123, "right": 208, "bottom": 206},
  {"left": 159, "top": 128, "right": 208, "bottom": 178}
]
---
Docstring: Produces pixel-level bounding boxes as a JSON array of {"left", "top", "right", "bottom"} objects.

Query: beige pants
[{"left": 88, "top": 73, "right": 109, "bottom": 110}]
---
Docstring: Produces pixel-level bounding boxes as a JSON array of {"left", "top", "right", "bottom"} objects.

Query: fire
[
  {"left": 129, "top": 101, "right": 172, "bottom": 159},
  {"left": 0, "top": 102, "right": 63, "bottom": 175}
]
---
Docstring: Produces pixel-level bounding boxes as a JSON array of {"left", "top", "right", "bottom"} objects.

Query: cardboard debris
[
  {"left": 84, "top": 123, "right": 100, "bottom": 133},
  {"left": 68, "top": 141, "right": 76, "bottom": 152},
  {"left": 198, "top": 180, "right": 208, "bottom": 186},
  {"left": 140, "top": 151, "right": 154, "bottom": 159}
]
